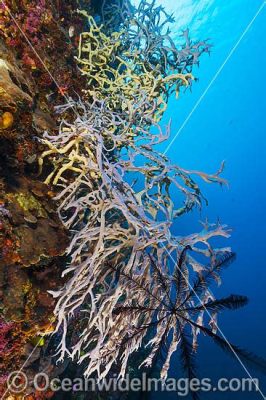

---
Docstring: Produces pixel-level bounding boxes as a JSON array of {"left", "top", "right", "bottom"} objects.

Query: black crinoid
[{"left": 111, "top": 248, "right": 266, "bottom": 399}]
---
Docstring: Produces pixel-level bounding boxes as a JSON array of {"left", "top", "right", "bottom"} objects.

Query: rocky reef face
[
  {"left": 0, "top": 1, "right": 95, "bottom": 398},
  {"left": 1, "top": 2, "right": 256, "bottom": 400}
]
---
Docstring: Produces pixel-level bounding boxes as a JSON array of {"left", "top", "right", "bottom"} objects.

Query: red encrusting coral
[{"left": 0, "top": 0, "right": 86, "bottom": 105}]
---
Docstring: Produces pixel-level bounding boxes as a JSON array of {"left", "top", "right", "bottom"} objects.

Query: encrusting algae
[{"left": 0, "top": 111, "right": 14, "bottom": 129}]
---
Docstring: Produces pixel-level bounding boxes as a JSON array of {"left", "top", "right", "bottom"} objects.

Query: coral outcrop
[{"left": 0, "top": 0, "right": 91, "bottom": 397}]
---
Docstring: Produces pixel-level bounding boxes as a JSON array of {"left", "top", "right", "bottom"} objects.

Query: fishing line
[
  {"left": 161, "top": 244, "right": 265, "bottom": 398},
  {"left": 0, "top": 0, "right": 73, "bottom": 103},
  {"left": 163, "top": 1, "right": 265, "bottom": 154}
]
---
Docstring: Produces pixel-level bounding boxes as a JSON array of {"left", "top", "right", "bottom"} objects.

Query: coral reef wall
[
  {"left": 0, "top": 0, "right": 97, "bottom": 397},
  {"left": 1, "top": 1, "right": 261, "bottom": 400}
]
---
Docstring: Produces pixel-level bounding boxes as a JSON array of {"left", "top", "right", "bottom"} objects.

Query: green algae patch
[{"left": 7, "top": 192, "right": 48, "bottom": 218}]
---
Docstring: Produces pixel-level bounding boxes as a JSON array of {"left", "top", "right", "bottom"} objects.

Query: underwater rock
[
  {"left": 0, "top": 175, "right": 69, "bottom": 341},
  {"left": 0, "top": 176, "right": 68, "bottom": 268},
  {"left": 0, "top": 1, "right": 93, "bottom": 397},
  {"left": 32, "top": 108, "right": 57, "bottom": 132},
  {"left": 0, "top": 317, "right": 25, "bottom": 372},
  {"left": 0, "top": 43, "right": 34, "bottom": 110}
]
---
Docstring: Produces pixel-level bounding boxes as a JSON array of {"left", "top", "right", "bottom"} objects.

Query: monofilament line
[
  {"left": 163, "top": 1, "right": 265, "bottom": 155},
  {"left": 160, "top": 245, "right": 266, "bottom": 399},
  {"left": 0, "top": 0, "right": 72, "bottom": 105}
]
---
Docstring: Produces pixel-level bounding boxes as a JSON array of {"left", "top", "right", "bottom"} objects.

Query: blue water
[{"left": 146, "top": 0, "right": 266, "bottom": 398}]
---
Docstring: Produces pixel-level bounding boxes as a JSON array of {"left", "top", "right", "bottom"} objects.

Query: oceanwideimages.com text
[{"left": 6, "top": 371, "right": 260, "bottom": 397}]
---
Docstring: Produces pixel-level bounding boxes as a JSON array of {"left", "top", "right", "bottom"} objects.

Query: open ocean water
[{"left": 130, "top": 0, "right": 266, "bottom": 399}]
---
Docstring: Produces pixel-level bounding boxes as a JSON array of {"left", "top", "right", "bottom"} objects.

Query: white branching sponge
[
  {"left": 40, "top": 96, "right": 230, "bottom": 380},
  {"left": 38, "top": 0, "right": 262, "bottom": 385}
]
